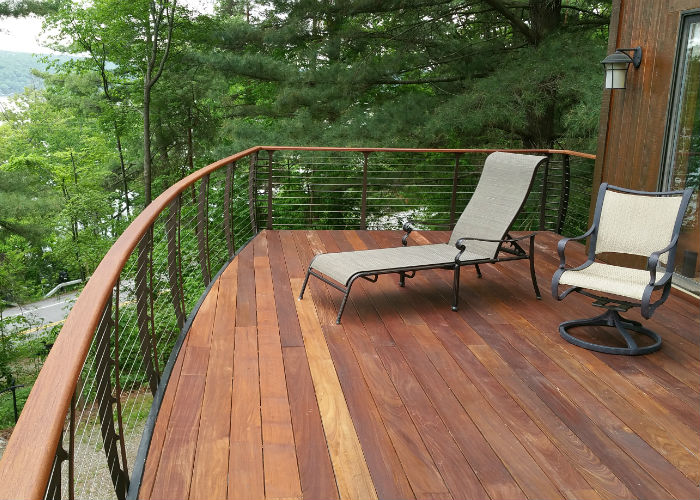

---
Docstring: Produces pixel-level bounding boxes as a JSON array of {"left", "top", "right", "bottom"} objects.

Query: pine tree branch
[
  {"left": 371, "top": 76, "right": 465, "bottom": 85},
  {"left": 482, "top": 0, "right": 536, "bottom": 44}
]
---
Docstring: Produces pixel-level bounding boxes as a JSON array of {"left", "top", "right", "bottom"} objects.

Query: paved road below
[{"left": 1, "top": 291, "right": 80, "bottom": 336}]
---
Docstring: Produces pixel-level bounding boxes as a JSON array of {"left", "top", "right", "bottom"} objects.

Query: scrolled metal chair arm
[
  {"left": 402, "top": 220, "right": 415, "bottom": 247},
  {"left": 556, "top": 226, "right": 596, "bottom": 268},
  {"left": 646, "top": 234, "right": 679, "bottom": 286}
]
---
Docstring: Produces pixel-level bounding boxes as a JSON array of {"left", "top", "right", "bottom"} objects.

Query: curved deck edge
[{"left": 127, "top": 232, "right": 258, "bottom": 500}]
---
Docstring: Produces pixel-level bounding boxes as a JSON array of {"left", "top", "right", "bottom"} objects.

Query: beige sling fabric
[
  {"left": 596, "top": 190, "right": 683, "bottom": 258},
  {"left": 311, "top": 244, "right": 488, "bottom": 286},
  {"left": 558, "top": 262, "right": 651, "bottom": 300},
  {"left": 308, "top": 151, "right": 546, "bottom": 286},
  {"left": 448, "top": 151, "right": 544, "bottom": 257}
]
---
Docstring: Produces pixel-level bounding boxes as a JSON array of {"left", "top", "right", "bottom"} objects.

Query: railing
[{"left": 0, "top": 147, "right": 595, "bottom": 500}]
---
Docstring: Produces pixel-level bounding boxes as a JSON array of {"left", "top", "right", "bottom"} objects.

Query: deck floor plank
[
  {"left": 255, "top": 233, "right": 303, "bottom": 500},
  {"left": 139, "top": 230, "right": 700, "bottom": 500},
  {"left": 149, "top": 282, "right": 220, "bottom": 500},
  {"left": 190, "top": 262, "right": 238, "bottom": 500}
]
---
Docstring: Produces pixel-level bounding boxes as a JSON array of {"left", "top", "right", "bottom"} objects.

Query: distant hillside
[{"left": 0, "top": 51, "right": 74, "bottom": 96}]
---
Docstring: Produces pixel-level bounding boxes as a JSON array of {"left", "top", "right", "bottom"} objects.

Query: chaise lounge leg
[
  {"left": 452, "top": 265, "right": 461, "bottom": 311},
  {"left": 399, "top": 271, "right": 406, "bottom": 287},
  {"left": 336, "top": 279, "right": 355, "bottom": 324},
  {"left": 474, "top": 264, "right": 482, "bottom": 278},
  {"left": 299, "top": 266, "right": 312, "bottom": 300},
  {"left": 529, "top": 235, "right": 541, "bottom": 299}
]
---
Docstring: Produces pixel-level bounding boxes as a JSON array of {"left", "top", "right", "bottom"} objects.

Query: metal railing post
[
  {"left": 539, "top": 154, "right": 551, "bottom": 231},
  {"left": 135, "top": 230, "right": 159, "bottom": 395},
  {"left": 94, "top": 298, "right": 129, "bottom": 500},
  {"left": 267, "top": 150, "right": 274, "bottom": 230},
  {"left": 197, "top": 175, "right": 212, "bottom": 286},
  {"left": 166, "top": 195, "right": 186, "bottom": 329},
  {"left": 360, "top": 152, "right": 370, "bottom": 230},
  {"left": 224, "top": 161, "right": 236, "bottom": 256},
  {"left": 556, "top": 154, "right": 571, "bottom": 234},
  {"left": 248, "top": 151, "right": 258, "bottom": 233},
  {"left": 450, "top": 153, "right": 462, "bottom": 230}
]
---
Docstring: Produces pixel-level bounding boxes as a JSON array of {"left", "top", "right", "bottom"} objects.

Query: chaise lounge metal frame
[{"left": 298, "top": 152, "right": 549, "bottom": 323}]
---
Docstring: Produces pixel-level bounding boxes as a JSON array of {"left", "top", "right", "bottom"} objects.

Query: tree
[
  {"left": 47, "top": 0, "right": 179, "bottom": 206},
  {"left": 207, "top": 0, "right": 610, "bottom": 149}
]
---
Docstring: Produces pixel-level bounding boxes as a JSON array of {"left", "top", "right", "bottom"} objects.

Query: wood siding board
[{"left": 593, "top": 0, "right": 623, "bottom": 198}]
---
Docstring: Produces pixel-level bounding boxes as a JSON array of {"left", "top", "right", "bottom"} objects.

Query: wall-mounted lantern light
[{"left": 602, "top": 47, "right": 642, "bottom": 89}]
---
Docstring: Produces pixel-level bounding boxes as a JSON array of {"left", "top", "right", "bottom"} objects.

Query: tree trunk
[
  {"left": 186, "top": 106, "right": 195, "bottom": 175},
  {"left": 530, "top": 0, "right": 562, "bottom": 42},
  {"left": 143, "top": 85, "right": 152, "bottom": 206},
  {"left": 114, "top": 122, "right": 130, "bottom": 217}
]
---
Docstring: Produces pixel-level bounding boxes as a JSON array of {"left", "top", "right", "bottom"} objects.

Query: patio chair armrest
[
  {"left": 454, "top": 233, "right": 536, "bottom": 263},
  {"left": 556, "top": 226, "right": 596, "bottom": 269},
  {"left": 454, "top": 233, "right": 535, "bottom": 246},
  {"left": 646, "top": 234, "right": 679, "bottom": 285},
  {"left": 402, "top": 221, "right": 415, "bottom": 247}
]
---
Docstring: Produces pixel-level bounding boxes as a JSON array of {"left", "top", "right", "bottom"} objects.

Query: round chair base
[{"left": 559, "top": 309, "right": 661, "bottom": 355}]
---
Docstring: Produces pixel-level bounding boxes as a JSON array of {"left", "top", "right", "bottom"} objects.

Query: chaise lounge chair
[{"left": 299, "top": 151, "right": 548, "bottom": 323}]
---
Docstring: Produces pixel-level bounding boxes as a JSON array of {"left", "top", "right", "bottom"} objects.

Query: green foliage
[
  {"left": 0, "top": 313, "right": 55, "bottom": 429},
  {"left": 0, "top": 0, "right": 610, "bottom": 325}
]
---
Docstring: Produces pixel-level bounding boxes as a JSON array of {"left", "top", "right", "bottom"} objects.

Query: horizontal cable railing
[{"left": 0, "top": 147, "right": 595, "bottom": 500}]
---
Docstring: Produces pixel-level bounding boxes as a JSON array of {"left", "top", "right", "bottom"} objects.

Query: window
[{"left": 662, "top": 12, "right": 700, "bottom": 287}]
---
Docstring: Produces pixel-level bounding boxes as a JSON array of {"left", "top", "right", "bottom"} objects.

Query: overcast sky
[{"left": 0, "top": 1, "right": 215, "bottom": 54}]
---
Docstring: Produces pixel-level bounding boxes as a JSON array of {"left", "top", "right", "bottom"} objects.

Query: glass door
[{"left": 662, "top": 12, "right": 700, "bottom": 290}]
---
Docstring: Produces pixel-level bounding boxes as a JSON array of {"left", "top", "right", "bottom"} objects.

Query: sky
[{"left": 0, "top": 0, "right": 215, "bottom": 54}]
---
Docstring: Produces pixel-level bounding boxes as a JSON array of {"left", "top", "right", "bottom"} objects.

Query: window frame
[{"left": 659, "top": 9, "right": 700, "bottom": 191}]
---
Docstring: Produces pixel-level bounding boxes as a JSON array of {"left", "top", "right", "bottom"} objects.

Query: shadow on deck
[{"left": 139, "top": 230, "right": 700, "bottom": 500}]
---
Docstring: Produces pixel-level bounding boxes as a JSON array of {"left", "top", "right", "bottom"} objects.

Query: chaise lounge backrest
[{"left": 448, "top": 151, "right": 546, "bottom": 258}]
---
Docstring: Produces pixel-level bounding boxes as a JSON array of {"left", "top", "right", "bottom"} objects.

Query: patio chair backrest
[
  {"left": 593, "top": 187, "right": 687, "bottom": 260},
  {"left": 448, "top": 152, "right": 546, "bottom": 258}
]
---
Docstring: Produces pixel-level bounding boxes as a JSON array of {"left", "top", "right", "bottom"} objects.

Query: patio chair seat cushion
[
  {"left": 311, "top": 244, "right": 489, "bottom": 286},
  {"left": 558, "top": 262, "right": 652, "bottom": 300}
]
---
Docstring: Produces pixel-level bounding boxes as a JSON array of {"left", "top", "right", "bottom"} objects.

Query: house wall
[
  {"left": 594, "top": 0, "right": 697, "bottom": 191},
  {"left": 593, "top": 0, "right": 699, "bottom": 283}
]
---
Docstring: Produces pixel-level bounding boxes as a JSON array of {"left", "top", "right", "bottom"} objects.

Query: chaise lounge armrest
[
  {"left": 455, "top": 233, "right": 536, "bottom": 260},
  {"left": 402, "top": 221, "right": 415, "bottom": 247}
]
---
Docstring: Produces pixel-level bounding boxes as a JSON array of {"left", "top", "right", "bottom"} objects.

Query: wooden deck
[{"left": 139, "top": 230, "right": 700, "bottom": 500}]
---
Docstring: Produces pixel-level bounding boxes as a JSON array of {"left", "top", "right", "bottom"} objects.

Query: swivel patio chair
[
  {"left": 551, "top": 183, "right": 693, "bottom": 355},
  {"left": 299, "top": 151, "right": 548, "bottom": 323}
]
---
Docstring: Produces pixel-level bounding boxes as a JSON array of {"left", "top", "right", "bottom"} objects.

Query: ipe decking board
[{"left": 140, "top": 230, "right": 700, "bottom": 500}]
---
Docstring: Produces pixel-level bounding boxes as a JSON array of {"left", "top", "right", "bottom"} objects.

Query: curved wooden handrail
[
  {"left": 258, "top": 146, "right": 597, "bottom": 160},
  {"left": 0, "top": 146, "right": 595, "bottom": 500},
  {"left": 0, "top": 146, "right": 260, "bottom": 500}
]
